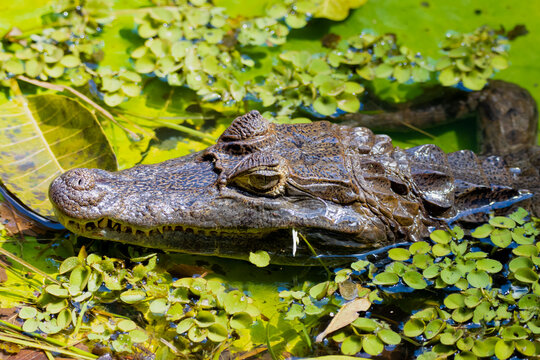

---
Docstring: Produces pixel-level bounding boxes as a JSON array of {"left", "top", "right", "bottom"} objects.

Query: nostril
[{"left": 64, "top": 168, "right": 96, "bottom": 191}]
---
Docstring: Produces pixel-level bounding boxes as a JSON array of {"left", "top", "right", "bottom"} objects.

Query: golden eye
[
  {"left": 232, "top": 169, "right": 284, "bottom": 195},
  {"left": 248, "top": 173, "right": 281, "bottom": 191}
]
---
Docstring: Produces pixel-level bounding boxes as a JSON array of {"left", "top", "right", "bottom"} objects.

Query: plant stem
[
  {"left": 0, "top": 333, "right": 97, "bottom": 360},
  {"left": 0, "top": 319, "right": 96, "bottom": 358},
  {"left": 0, "top": 247, "right": 59, "bottom": 285}
]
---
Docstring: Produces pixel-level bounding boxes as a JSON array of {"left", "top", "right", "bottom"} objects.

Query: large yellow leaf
[
  {"left": 314, "top": 0, "right": 368, "bottom": 21},
  {"left": 0, "top": 94, "right": 117, "bottom": 218}
]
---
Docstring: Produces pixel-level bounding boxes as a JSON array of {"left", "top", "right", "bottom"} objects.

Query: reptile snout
[{"left": 49, "top": 168, "right": 108, "bottom": 218}]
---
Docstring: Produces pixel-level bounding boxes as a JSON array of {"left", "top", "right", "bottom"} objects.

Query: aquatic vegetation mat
[{"left": 0, "top": 209, "right": 538, "bottom": 359}]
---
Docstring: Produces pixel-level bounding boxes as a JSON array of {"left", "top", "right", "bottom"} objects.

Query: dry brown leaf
[{"left": 315, "top": 296, "right": 371, "bottom": 343}]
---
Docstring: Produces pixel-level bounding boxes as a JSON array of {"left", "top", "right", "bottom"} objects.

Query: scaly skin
[{"left": 49, "top": 81, "right": 539, "bottom": 264}]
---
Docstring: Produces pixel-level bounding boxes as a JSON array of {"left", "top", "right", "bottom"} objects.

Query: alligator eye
[{"left": 232, "top": 169, "right": 284, "bottom": 196}]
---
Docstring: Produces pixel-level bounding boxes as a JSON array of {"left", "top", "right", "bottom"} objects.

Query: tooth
[
  {"left": 132, "top": 227, "right": 137, "bottom": 235},
  {"left": 143, "top": 229, "right": 150, "bottom": 236},
  {"left": 99, "top": 218, "right": 107, "bottom": 228},
  {"left": 121, "top": 225, "right": 127, "bottom": 232},
  {"left": 158, "top": 227, "right": 164, "bottom": 234}
]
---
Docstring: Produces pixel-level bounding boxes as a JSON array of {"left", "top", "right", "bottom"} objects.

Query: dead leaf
[{"left": 315, "top": 296, "right": 371, "bottom": 343}]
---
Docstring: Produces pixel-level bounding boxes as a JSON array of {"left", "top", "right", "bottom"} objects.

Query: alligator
[{"left": 49, "top": 81, "right": 540, "bottom": 264}]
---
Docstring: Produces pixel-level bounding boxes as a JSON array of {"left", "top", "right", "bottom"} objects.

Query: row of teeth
[{"left": 66, "top": 218, "right": 221, "bottom": 237}]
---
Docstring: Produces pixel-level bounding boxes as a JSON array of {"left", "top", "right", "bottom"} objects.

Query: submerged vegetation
[
  {"left": 0, "top": 209, "right": 538, "bottom": 358},
  {"left": 0, "top": 0, "right": 539, "bottom": 358}
]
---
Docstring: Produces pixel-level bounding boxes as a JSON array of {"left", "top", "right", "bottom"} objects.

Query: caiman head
[{"left": 49, "top": 111, "right": 431, "bottom": 264}]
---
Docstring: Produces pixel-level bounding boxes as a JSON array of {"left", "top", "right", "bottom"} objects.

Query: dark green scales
[{"left": 49, "top": 81, "right": 540, "bottom": 264}]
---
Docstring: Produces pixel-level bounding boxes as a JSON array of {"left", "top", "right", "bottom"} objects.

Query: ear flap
[{"left": 405, "top": 144, "right": 455, "bottom": 215}]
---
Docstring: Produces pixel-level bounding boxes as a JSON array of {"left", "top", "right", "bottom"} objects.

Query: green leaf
[
  {"left": 412, "top": 66, "right": 431, "bottom": 82},
  {"left": 341, "top": 335, "right": 363, "bottom": 355},
  {"left": 452, "top": 307, "right": 473, "bottom": 322},
  {"left": 509, "top": 256, "right": 534, "bottom": 273},
  {"left": 430, "top": 229, "right": 452, "bottom": 244},
  {"left": 337, "top": 93, "right": 360, "bottom": 113},
  {"left": 19, "top": 306, "right": 38, "bottom": 319},
  {"left": 514, "top": 267, "right": 539, "bottom": 283},
  {"left": 515, "top": 339, "right": 536, "bottom": 356},
  {"left": 489, "top": 216, "right": 516, "bottom": 229},
  {"left": 22, "top": 318, "right": 39, "bottom": 333},
  {"left": 432, "top": 243, "right": 451, "bottom": 257},
  {"left": 403, "top": 271, "right": 428, "bottom": 289},
  {"left": 424, "top": 319, "right": 445, "bottom": 339},
  {"left": 439, "top": 67, "right": 460, "bottom": 86},
  {"left": 471, "top": 224, "right": 494, "bottom": 238},
  {"left": 249, "top": 250, "right": 270, "bottom": 267},
  {"left": 229, "top": 312, "right": 253, "bottom": 329},
  {"left": 135, "top": 55, "right": 155, "bottom": 73},
  {"left": 508, "top": 208, "right": 529, "bottom": 224},
  {"left": 207, "top": 323, "right": 228, "bottom": 342},
  {"left": 223, "top": 290, "right": 247, "bottom": 314},
  {"left": 0, "top": 95, "right": 117, "bottom": 217},
  {"left": 5, "top": 58, "right": 25, "bottom": 74},
  {"left": 104, "top": 92, "right": 125, "bottom": 107},
  {"left": 117, "top": 319, "right": 137, "bottom": 332},
  {"left": 476, "top": 258, "right": 503, "bottom": 273},
  {"left": 313, "top": 0, "right": 367, "bottom": 21},
  {"left": 351, "top": 317, "right": 377, "bottom": 332},
  {"left": 462, "top": 70, "right": 486, "bottom": 91},
  {"left": 129, "top": 329, "right": 149, "bottom": 343},
  {"left": 120, "top": 289, "right": 146, "bottom": 304},
  {"left": 511, "top": 228, "right": 535, "bottom": 245},
  {"left": 362, "top": 335, "right": 384, "bottom": 356},
  {"left": 423, "top": 264, "right": 440, "bottom": 279},
  {"left": 494, "top": 339, "right": 514, "bottom": 360},
  {"left": 441, "top": 267, "right": 462, "bottom": 285},
  {"left": 195, "top": 311, "right": 216, "bottom": 328},
  {"left": 45, "top": 284, "right": 69, "bottom": 298},
  {"left": 388, "top": 248, "right": 411, "bottom": 261},
  {"left": 176, "top": 318, "right": 195, "bottom": 334},
  {"left": 373, "top": 272, "right": 399, "bottom": 286},
  {"left": 491, "top": 55, "right": 508, "bottom": 70},
  {"left": 403, "top": 318, "right": 424, "bottom": 337},
  {"left": 513, "top": 244, "right": 539, "bottom": 257},
  {"left": 455, "top": 351, "right": 477, "bottom": 360},
  {"left": 59, "top": 55, "right": 81, "bottom": 68},
  {"left": 188, "top": 326, "right": 207, "bottom": 342},
  {"left": 409, "top": 241, "right": 431, "bottom": 254},
  {"left": 444, "top": 293, "right": 465, "bottom": 309},
  {"left": 472, "top": 337, "right": 498, "bottom": 357},
  {"left": 374, "top": 63, "right": 394, "bottom": 78},
  {"left": 313, "top": 96, "right": 338, "bottom": 116},
  {"left": 59, "top": 257, "right": 81, "bottom": 275},
  {"left": 285, "top": 13, "right": 307, "bottom": 29},
  {"left": 377, "top": 329, "right": 401, "bottom": 345},
  {"left": 393, "top": 65, "right": 411, "bottom": 83},
  {"left": 457, "top": 337, "right": 474, "bottom": 351},
  {"left": 149, "top": 298, "right": 169, "bottom": 315},
  {"left": 490, "top": 229, "right": 512, "bottom": 248},
  {"left": 440, "top": 329, "right": 463, "bottom": 345},
  {"left": 285, "top": 303, "right": 304, "bottom": 320},
  {"left": 466, "top": 270, "right": 490, "bottom": 288}
]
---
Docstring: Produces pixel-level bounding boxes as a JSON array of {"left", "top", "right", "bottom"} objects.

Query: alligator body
[{"left": 49, "top": 81, "right": 539, "bottom": 264}]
